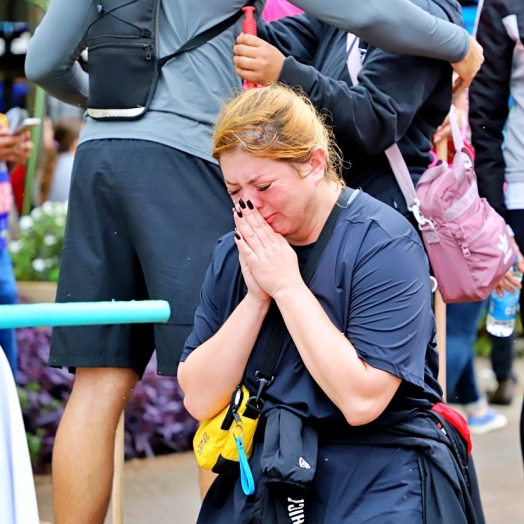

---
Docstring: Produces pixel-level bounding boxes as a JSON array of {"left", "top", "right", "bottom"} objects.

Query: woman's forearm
[
  {"left": 273, "top": 283, "right": 401, "bottom": 426},
  {"left": 178, "top": 295, "right": 270, "bottom": 421}
]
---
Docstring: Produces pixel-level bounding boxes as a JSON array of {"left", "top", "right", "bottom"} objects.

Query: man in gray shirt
[{"left": 25, "top": 1, "right": 482, "bottom": 522}]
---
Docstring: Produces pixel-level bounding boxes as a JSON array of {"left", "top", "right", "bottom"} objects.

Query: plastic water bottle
[{"left": 486, "top": 259, "right": 523, "bottom": 337}]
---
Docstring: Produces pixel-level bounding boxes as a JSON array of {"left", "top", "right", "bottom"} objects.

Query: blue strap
[{"left": 235, "top": 435, "right": 255, "bottom": 495}]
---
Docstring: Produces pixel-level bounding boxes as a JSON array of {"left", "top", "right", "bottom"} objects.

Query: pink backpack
[
  {"left": 386, "top": 112, "right": 514, "bottom": 303},
  {"left": 346, "top": 36, "right": 514, "bottom": 303}
]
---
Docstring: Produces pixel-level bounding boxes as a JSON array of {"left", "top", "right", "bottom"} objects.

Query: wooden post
[
  {"left": 112, "top": 412, "right": 125, "bottom": 524},
  {"left": 434, "top": 290, "right": 447, "bottom": 400},
  {"left": 434, "top": 138, "right": 448, "bottom": 400}
]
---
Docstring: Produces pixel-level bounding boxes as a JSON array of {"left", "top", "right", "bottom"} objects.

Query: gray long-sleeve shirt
[{"left": 25, "top": 0, "right": 470, "bottom": 163}]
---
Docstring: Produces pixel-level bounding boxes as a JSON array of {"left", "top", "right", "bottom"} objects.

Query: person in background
[
  {"left": 24, "top": 0, "right": 483, "bottom": 522},
  {"left": 438, "top": 1, "right": 520, "bottom": 409},
  {"left": 0, "top": 114, "right": 33, "bottom": 378},
  {"left": 468, "top": 0, "right": 524, "bottom": 461},
  {"left": 39, "top": 116, "right": 83, "bottom": 204},
  {"left": 431, "top": 0, "right": 515, "bottom": 433},
  {"left": 446, "top": 300, "right": 511, "bottom": 433}
]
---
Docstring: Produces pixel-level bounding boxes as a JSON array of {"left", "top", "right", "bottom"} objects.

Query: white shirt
[
  {"left": 0, "top": 349, "right": 40, "bottom": 524},
  {"left": 505, "top": 181, "right": 524, "bottom": 210}
]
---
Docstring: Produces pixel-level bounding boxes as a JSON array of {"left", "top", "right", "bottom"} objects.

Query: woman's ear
[{"left": 309, "top": 147, "right": 327, "bottom": 185}]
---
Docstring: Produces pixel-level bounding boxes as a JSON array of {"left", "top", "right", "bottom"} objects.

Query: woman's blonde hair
[{"left": 212, "top": 83, "right": 343, "bottom": 184}]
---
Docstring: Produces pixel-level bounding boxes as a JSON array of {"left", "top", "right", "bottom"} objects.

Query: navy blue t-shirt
[{"left": 181, "top": 191, "right": 442, "bottom": 429}]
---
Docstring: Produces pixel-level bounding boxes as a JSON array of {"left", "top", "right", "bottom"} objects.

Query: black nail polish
[
  {"left": 246, "top": 200, "right": 254, "bottom": 210},
  {"left": 234, "top": 232, "right": 241, "bottom": 240},
  {"left": 238, "top": 199, "right": 246, "bottom": 209},
  {"left": 236, "top": 209, "right": 243, "bottom": 218}
]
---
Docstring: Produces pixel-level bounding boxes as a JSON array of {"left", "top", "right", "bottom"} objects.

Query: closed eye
[
  {"left": 227, "top": 188, "right": 240, "bottom": 196},
  {"left": 256, "top": 184, "right": 271, "bottom": 192}
]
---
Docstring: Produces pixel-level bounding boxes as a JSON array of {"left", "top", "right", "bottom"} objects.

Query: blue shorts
[{"left": 49, "top": 139, "right": 234, "bottom": 377}]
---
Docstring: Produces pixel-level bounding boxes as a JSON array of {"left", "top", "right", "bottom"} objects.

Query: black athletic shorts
[{"left": 49, "top": 139, "right": 234, "bottom": 377}]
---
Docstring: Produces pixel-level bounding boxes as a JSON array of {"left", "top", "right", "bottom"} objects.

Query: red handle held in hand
[
  {"left": 242, "top": 6, "right": 257, "bottom": 35},
  {"left": 242, "top": 6, "right": 257, "bottom": 90}
]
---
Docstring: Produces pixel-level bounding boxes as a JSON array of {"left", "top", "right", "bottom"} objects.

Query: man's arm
[
  {"left": 24, "top": 0, "right": 96, "bottom": 108},
  {"left": 290, "top": 0, "right": 483, "bottom": 89},
  {"left": 290, "top": 0, "right": 467, "bottom": 59},
  {"left": 25, "top": 0, "right": 482, "bottom": 105},
  {"left": 282, "top": 49, "right": 449, "bottom": 155}
]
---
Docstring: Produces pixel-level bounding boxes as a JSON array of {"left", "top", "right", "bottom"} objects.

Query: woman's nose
[{"left": 237, "top": 190, "right": 259, "bottom": 209}]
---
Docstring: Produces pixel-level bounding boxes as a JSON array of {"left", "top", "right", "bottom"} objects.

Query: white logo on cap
[
  {"left": 299, "top": 457, "right": 311, "bottom": 469},
  {"left": 498, "top": 234, "right": 513, "bottom": 264}
]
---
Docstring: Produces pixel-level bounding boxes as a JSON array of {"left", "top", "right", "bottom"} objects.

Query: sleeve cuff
[{"left": 279, "top": 56, "right": 315, "bottom": 93}]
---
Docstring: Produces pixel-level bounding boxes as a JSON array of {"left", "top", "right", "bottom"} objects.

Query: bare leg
[{"left": 52, "top": 367, "right": 139, "bottom": 524}]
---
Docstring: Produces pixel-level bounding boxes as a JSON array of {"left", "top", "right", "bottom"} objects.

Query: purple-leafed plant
[
  {"left": 124, "top": 355, "right": 198, "bottom": 459},
  {"left": 16, "top": 327, "right": 197, "bottom": 473},
  {"left": 16, "top": 327, "right": 72, "bottom": 473}
]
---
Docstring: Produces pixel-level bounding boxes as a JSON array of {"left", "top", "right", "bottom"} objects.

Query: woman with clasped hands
[{"left": 178, "top": 84, "right": 478, "bottom": 523}]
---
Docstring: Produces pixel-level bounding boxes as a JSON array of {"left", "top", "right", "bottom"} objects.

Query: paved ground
[{"left": 35, "top": 357, "right": 524, "bottom": 524}]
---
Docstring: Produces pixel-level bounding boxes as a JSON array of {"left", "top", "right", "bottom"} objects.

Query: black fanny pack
[
  {"left": 86, "top": 0, "right": 255, "bottom": 121},
  {"left": 253, "top": 408, "right": 318, "bottom": 524}
]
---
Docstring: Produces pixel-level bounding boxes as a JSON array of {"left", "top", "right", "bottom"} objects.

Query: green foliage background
[{"left": 9, "top": 201, "right": 66, "bottom": 281}]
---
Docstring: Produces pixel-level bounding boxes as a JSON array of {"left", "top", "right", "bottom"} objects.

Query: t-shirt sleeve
[{"left": 347, "top": 233, "right": 434, "bottom": 389}]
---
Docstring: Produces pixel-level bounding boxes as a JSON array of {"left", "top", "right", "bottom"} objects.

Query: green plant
[
  {"left": 8, "top": 201, "right": 67, "bottom": 282},
  {"left": 16, "top": 327, "right": 197, "bottom": 473},
  {"left": 474, "top": 331, "right": 492, "bottom": 357}
]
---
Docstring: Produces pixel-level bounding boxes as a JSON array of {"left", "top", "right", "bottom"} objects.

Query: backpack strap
[
  {"left": 384, "top": 100, "right": 466, "bottom": 226},
  {"left": 157, "top": 0, "right": 257, "bottom": 68}
]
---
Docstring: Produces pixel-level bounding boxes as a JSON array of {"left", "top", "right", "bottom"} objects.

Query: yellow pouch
[{"left": 193, "top": 384, "right": 262, "bottom": 474}]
